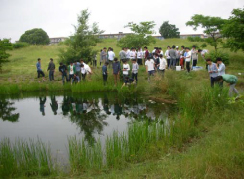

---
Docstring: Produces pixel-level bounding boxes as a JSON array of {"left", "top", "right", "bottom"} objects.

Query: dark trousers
[
  {"left": 192, "top": 59, "right": 197, "bottom": 68},
  {"left": 49, "top": 71, "right": 54, "bottom": 81},
  {"left": 103, "top": 74, "right": 107, "bottom": 85},
  {"left": 137, "top": 59, "right": 142, "bottom": 65},
  {"left": 186, "top": 62, "right": 190, "bottom": 73},
  {"left": 167, "top": 58, "right": 170, "bottom": 68},
  {"left": 176, "top": 58, "right": 180, "bottom": 66},
  {"left": 211, "top": 77, "right": 216, "bottom": 87},
  {"left": 62, "top": 73, "right": 67, "bottom": 84},
  {"left": 69, "top": 74, "right": 74, "bottom": 81},
  {"left": 82, "top": 73, "right": 86, "bottom": 81},
  {"left": 93, "top": 60, "right": 97, "bottom": 67},
  {"left": 132, "top": 73, "right": 138, "bottom": 82},
  {"left": 160, "top": 69, "right": 165, "bottom": 77},
  {"left": 37, "top": 70, "right": 45, "bottom": 78}
]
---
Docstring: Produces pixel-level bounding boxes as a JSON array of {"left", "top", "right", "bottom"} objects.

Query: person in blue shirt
[
  {"left": 36, "top": 58, "right": 45, "bottom": 78},
  {"left": 207, "top": 59, "right": 218, "bottom": 87},
  {"left": 102, "top": 62, "right": 109, "bottom": 85}
]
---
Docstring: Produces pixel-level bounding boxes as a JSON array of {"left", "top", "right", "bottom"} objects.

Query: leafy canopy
[
  {"left": 222, "top": 8, "right": 244, "bottom": 52},
  {"left": 159, "top": 21, "right": 180, "bottom": 39},
  {"left": 59, "top": 9, "right": 104, "bottom": 64},
  {"left": 0, "top": 39, "right": 12, "bottom": 72},
  {"left": 19, "top": 28, "right": 50, "bottom": 45},
  {"left": 117, "top": 21, "right": 156, "bottom": 48}
]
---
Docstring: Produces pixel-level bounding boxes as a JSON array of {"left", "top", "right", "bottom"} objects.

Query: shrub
[
  {"left": 12, "top": 42, "right": 29, "bottom": 49},
  {"left": 206, "top": 51, "right": 230, "bottom": 65}
]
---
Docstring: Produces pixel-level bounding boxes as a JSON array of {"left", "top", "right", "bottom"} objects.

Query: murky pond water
[{"left": 0, "top": 92, "right": 172, "bottom": 163}]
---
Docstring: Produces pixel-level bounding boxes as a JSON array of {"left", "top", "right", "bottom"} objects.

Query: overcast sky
[{"left": 0, "top": 0, "right": 243, "bottom": 42}]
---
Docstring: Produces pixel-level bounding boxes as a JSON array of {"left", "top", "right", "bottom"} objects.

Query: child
[
  {"left": 68, "top": 62, "right": 76, "bottom": 82},
  {"left": 121, "top": 76, "right": 135, "bottom": 88},
  {"left": 159, "top": 54, "right": 167, "bottom": 77},
  {"left": 122, "top": 60, "right": 130, "bottom": 83},
  {"left": 80, "top": 64, "right": 87, "bottom": 81},
  {"left": 132, "top": 59, "right": 139, "bottom": 83},
  {"left": 215, "top": 74, "right": 239, "bottom": 97},
  {"left": 112, "top": 58, "right": 121, "bottom": 85},
  {"left": 72, "top": 74, "right": 80, "bottom": 84},
  {"left": 102, "top": 62, "right": 109, "bottom": 85},
  {"left": 145, "top": 56, "right": 155, "bottom": 81}
]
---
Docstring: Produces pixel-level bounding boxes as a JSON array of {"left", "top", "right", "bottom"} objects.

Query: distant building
[
  {"left": 152, "top": 35, "right": 164, "bottom": 40},
  {"left": 180, "top": 34, "right": 205, "bottom": 39},
  {"left": 98, "top": 32, "right": 133, "bottom": 40},
  {"left": 49, "top": 37, "right": 68, "bottom": 45}
]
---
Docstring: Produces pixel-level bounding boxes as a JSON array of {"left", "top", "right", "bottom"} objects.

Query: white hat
[{"left": 176, "top": 46, "right": 179, "bottom": 48}]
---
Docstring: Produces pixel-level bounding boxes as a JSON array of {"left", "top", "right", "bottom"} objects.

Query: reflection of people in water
[
  {"left": 39, "top": 97, "right": 46, "bottom": 116},
  {"left": 83, "top": 99, "right": 88, "bottom": 113},
  {"left": 62, "top": 96, "right": 70, "bottom": 116},
  {"left": 50, "top": 95, "right": 58, "bottom": 115},
  {"left": 114, "top": 98, "right": 122, "bottom": 120},
  {"left": 102, "top": 95, "right": 111, "bottom": 115}
]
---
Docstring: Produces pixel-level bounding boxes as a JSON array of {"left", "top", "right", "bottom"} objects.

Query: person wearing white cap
[{"left": 176, "top": 46, "right": 180, "bottom": 66}]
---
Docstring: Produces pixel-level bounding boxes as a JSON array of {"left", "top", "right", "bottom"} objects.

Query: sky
[{"left": 0, "top": 0, "right": 243, "bottom": 42}]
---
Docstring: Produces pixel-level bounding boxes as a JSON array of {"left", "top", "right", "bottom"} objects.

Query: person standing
[
  {"left": 215, "top": 74, "right": 239, "bottom": 97},
  {"left": 136, "top": 47, "right": 143, "bottom": 65},
  {"left": 175, "top": 46, "right": 180, "bottom": 66},
  {"left": 206, "top": 59, "right": 218, "bottom": 87},
  {"left": 80, "top": 64, "right": 87, "bottom": 81},
  {"left": 112, "top": 58, "right": 121, "bottom": 85},
  {"left": 216, "top": 57, "right": 226, "bottom": 87},
  {"left": 68, "top": 62, "right": 76, "bottom": 82},
  {"left": 108, "top": 47, "right": 115, "bottom": 68},
  {"left": 154, "top": 53, "right": 160, "bottom": 71},
  {"left": 130, "top": 48, "right": 136, "bottom": 61},
  {"left": 75, "top": 61, "right": 81, "bottom": 80},
  {"left": 59, "top": 63, "right": 67, "bottom": 84},
  {"left": 119, "top": 47, "right": 127, "bottom": 63},
  {"left": 144, "top": 46, "right": 149, "bottom": 65},
  {"left": 159, "top": 54, "right": 167, "bottom": 77},
  {"left": 36, "top": 58, "right": 45, "bottom": 78},
  {"left": 131, "top": 59, "right": 139, "bottom": 83},
  {"left": 165, "top": 46, "right": 171, "bottom": 69},
  {"left": 99, "top": 49, "right": 103, "bottom": 66},
  {"left": 145, "top": 56, "right": 155, "bottom": 81},
  {"left": 191, "top": 45, "right": 198, "bottom": 69},
  {"left": 122, "top": 60, "right": 130, "bottom": 83},
  {"left": 169, "top": 45, "right": 177, "bottom": 69},
  {"left": 185, "top": 47, "right": 191, "bottom": 73},
  {"left": 102, "top": 62, "right": 109, "bottom": 85},
  {"left": 47, "top": 58, "right": 55, "bottom": 81},
  {"left": 101, "top": 47, "right": 107, "bottom": 64},
  {"left": 180, "top": 46, "right": 185, "bottom": 70},
  {"left": 126, "top": 47, "right": 131, "bottom": 62}
]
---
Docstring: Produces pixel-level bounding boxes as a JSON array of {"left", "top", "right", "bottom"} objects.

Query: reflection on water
[{"left": 0, "top": 93, "right": 172, "bottom": 160}]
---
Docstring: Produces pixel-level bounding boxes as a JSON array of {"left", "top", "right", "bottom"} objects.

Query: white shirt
[
  {"left": 123, "top": 63, "right": 130, "bottom": 75},
  {"left": 185, "top": 51, "right": 191, "bottom": 62},
  {"left": 145, "top": 59, "right": 155, "bottom": 71},
  {"left": 159, "top": 58, "right": 167, "bottom": 70},
  {"left": 152, "top": 49, "right": 156, "bottom": 53},
  {"left": 108, "top": 51, "right": 115, "bottom": 61},
  {"left": 130, "top": 51, "right": 136, "bottom": 59},
  {"left": 137, "top": 50, "right": 143, "bottom": 59},
  {"left": 126, "top": 50, "right": 131, "bottom": 58},
  {"left": 70, "top": 65, "right": 74, "bottom": 75},
  {"left": 165, "top": 50, "right": 170, "bottom": 59},
  {"left": 160, "top": 50, "right": 164, "bottom": 56},
  {"left": 82, "top": 63, "right": 91, "bottom": 73},
  {"left": 81, "top": 67, "right": 87, "bottom": 74},
  {"left": 218, "top": 63, "right": 225, "bottom": 76}
]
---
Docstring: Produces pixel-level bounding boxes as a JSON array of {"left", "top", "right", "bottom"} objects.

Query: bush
[
  {"left": 187, "top": 36, "right": 204, "bottom": 42},
  {"left": 206, "top": 51, "right": 230, "bottom": 65},
  {"left": 12, "top": 42, "right": 29, "bottom": 49}
]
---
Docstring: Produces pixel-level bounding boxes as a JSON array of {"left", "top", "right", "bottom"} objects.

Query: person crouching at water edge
[
  {"left": 215, "top": 74, "right": 240, "bottom": 98},
  {"left": 145, "top": 56, "right": 155, "bottom": 81}
]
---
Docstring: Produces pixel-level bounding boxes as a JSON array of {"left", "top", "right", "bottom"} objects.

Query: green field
[{"left": 0, "top": 38, "right": 244, "bottom": 178}]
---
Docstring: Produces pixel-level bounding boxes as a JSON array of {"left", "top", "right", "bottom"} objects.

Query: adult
[
  {"left": 101, "top": 47, "right": 107, "bottom": 64},
  {"left": 59, "top": 63, "right": 67, "bottom": 84},
  {"left": 215, "top": 75, "right": 239, "bottom": 97},
  {"left": 47, "top": 58, "right": 55, "bottom": 81},
  {"left": 165, "top": 46, "right": 171, "bottom": 69},
  {"left": 191, "top": 45, "right": 198, "bottom": 69},
  {"left": 144, "top": 46, "right": 149, "bottom": 65},
  {"left": 102, "top": 62, "right": 109, "bottom": 85},
  {"left": 206, "top": 59, "right": 218, "bottom": 87},
  {"left": 36, "top": 58, "right": 45, "bottom": 78},
  {"left": 216, "top": 57, "right": 226, "bottom": 87},
  {"left": 130, "top": 48, "right": 136, "bottom": 61},
  {"left": 112, "top": 58, "right": 121, "bottom": 85},
  {"left": 119, "top": 47, "right": 127, "bottom": 63},
  {"left": 169, "top": 45, "right": 177, "bottom": 69},
  {"left": 75, "top": 61, "right": 81, "bottom": 80},
  {"left": 136, "top": 47, "right": 143, "bottom": 65},
  {"left": 185, "top": 47, "right": 191, "bottom": 73},
  {"left": 159, "top": 54, "right": 167, "bottom": 77},
  {"left": 180, "top": 46, "right": 185, "bottom": 70},
  {"left": 108, "top": 47, "right": 115, "bottom": 68},
  {"left": 99, "top": 49, "right": 103, "bottom": 66},
  {"left": 145, "top": 56, "right": 155, "bottom": 81},
  {"left": 126, "top": 47, "right": 131, "bottom": 62},
  {"left": 175, "top": 46, "right": 180, "bottom": 66}
]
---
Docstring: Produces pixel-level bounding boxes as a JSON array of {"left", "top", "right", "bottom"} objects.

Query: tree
[
  {"left": 186, "top": 15, "right": 226, "bottom": 52},
  {"left": 19, "top": 28, "right": 50, "bottom": 45},
  {"left": 59, "top": 9, "right": 104, "bottom": 64},
  {"left": 0, "top": 39, "right": 12, "bottom": 72},
  {"left": 117, "top": 21, "right": 156, "bottom": 48},
  {"left": 0, "top": 99, "right": 19, "bottom": 122},
  {"left": 222, "top": 8, "right": 244, "bottom": 52},
  {"left": 159, "top": 21, "right": 180, "bottom": 39}
]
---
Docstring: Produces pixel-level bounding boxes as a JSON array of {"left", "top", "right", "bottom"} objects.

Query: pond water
[{"left": 0, "top": 92, "right": 172, "bottom": 163}]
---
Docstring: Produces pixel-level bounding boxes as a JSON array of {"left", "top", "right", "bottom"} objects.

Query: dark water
[{"left": 0, "top": 92, "right": 172, "bottom": 162}]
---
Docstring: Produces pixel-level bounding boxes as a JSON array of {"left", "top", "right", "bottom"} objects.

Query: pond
[{"left": 0, "top": 92, "right": 172, "bottom": 164}]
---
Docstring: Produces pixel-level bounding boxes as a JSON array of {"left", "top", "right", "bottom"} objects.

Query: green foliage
[
  {"left": 19, "top": 28, "right": 50, "bottom": 45},
  {"left": 58, "top": 9, "right": 104, "bottom": 64},
  {"left": 12, "top": 42, "right": 29, "bottom": 49},
  {"left": 187, "top": 36, "right": 204, "bottom": 42},
  {"left": 0, "top": 39, "right": 12, "bottom": 72},
  {"left": 159, "top": 21, "right": 180, "bottom": 39},
  {"left": 222, "top": 8, "right": 244, "bottom": 52},
  {"left": 186, "top": 14, "right": 226, "bottom": 51},
  {"left": 206, "top": 50, "right": 230, "bottom": 64},
  {"left": 117, "top": 21, "right": 156, "bottom": 48}
]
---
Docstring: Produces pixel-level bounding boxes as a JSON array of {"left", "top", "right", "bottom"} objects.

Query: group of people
[{"left": 35, "top": 45, "right": 239, "bottom": 98}]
